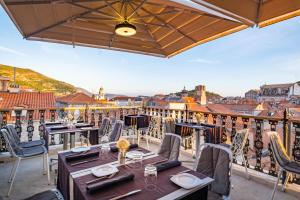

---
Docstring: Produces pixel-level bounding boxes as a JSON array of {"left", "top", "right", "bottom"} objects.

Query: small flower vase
[{"left": 118, "top": 150, "right": 127, "bottom": 165}]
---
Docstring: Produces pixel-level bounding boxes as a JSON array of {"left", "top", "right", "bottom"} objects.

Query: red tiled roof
[
  {"left": 206, "top": 104, "right": 236, "bottom": 115},
  {"left": 187, "top": 103, "right": 210, "bottom": 112},
  {"left": 0, "top": 92, "right": 55, "bottom": 109},
  {"left": 56, "top": 92, "right": 96, "bottom": 104}
]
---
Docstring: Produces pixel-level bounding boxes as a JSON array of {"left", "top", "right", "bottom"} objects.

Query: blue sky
[{"left": 0, "top": 7, "right": 299, "bottom": 97}]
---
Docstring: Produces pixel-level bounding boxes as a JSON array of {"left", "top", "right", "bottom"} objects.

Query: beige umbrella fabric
[{"left": 1, "top": 0, "right": 247, "bottom": 57}]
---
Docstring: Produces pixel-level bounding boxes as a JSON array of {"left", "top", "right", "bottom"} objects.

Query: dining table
[
  {"left": 43, "top": 123, "right": 100, "bottom": 150},
  {"left": 175, "top": 122, "right": 222, "bottom": 158},
  {"left": 57, "top": 143, "right": 214, "bottom": 200},
  {"left": 124, "top": 115, "right": 151, "bottom": 144}
]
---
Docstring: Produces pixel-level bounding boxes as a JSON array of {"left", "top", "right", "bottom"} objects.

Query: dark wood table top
[{"left": 65, "top": 147, "right": 213, "bottom": 200}]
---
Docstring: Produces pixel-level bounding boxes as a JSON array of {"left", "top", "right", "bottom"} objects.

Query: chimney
[{"left": 195, "top": 85, "right": 207, "bottom": 105}]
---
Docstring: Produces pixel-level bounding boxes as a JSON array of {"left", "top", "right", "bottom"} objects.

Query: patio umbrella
[
  {"left": 0, "top": 0, "right": 247, "bottom": 57},
  {"left": 192, "top": 0, "right": 300, "bottom": 28}
]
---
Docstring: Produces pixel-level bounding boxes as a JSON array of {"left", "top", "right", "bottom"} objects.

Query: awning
[
  {"left": 0, "top": 0, "right": 247, "bottom": 57},
  {"left": 192, "top": 0, "right": 300, "bottom": 27}
]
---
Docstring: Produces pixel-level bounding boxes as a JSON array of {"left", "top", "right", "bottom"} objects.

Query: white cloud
[
  {"left": 0, "top": 46, "right": 27, "bottom": 57},
  {"left": 189, "top": 58, "right": 219, "bottom": 64}
]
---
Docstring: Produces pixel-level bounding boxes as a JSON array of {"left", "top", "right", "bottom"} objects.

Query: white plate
[
  {"left": 91, "top": 164, "right": 119, "bottom": 177},
  {"left": 71, "top": 146, "right": 91, "bottom": 153},
  {"left": 170, "top": 173, "right": 203, "bottom": 189},
  {"left": 126, "top": 151, "right": 144, "bottom": 159}
]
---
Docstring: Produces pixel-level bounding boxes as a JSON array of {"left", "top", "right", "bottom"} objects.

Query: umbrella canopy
[
  {"left": 192, "top": 0, "right": 300, "bottom": 27},
  {"left": 0, "top": 0, "right": 247, "bottom": 57}
]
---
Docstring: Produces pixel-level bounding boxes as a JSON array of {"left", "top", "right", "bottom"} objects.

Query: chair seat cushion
[
  {"left": 285, "top": 161, "right": 300, "bottom": 174},
  {"left": 17, "top": 146, "right": 47, "bottom": 158},
  {"left": 19, "top": 139, "right": 45, "bottom": 148},
  {"left": 23, "top": 189, "right": 64, "bottom": 200}
]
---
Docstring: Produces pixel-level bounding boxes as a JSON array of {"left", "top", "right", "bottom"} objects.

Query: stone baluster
[
  {"left": 14, "top": 109, "right": 22, "bottom": 138},
  {"left": 242, "top": 117, "right": 250, "bottom": 168},
  {"left": 84, "top": 105, "right": 89, "bottom": 123},
  {"left": 231, "top": 116, "right": 237, "bottom": 163},
  {"left": 268, "top": 120, "right": 278, "bottom": 176},
  {"left": 204, "top": 113, "right": 209, "bottom": 124},
  {"left": 212, "top": 114, "right": 217, "bottom": 125},
  {"left": 254, "top": 119, "right": 264, "bottom": 172},
  {"left": 38, "top": 110, "right": 45, "bottom": 139},
  {"left": 49, "top": 109, "right": 56, "bottom": 145},
  {"left": 98, "top": 111, "right": 103, "bottom": 127},
  {"left": 221, "top": 115, "right": 227, "bottom": 143},
  {"left": 119, "top": 109, "right": 123, "bottom": 120},
  {"left": 91, "top": 109, "right": 95, "bottom": 126},
  {"left": 0, "top": 110, "right": 9, "bottom": 152},
  {"left": 27, "top": 110, "right": 34, "bottom": 141}
]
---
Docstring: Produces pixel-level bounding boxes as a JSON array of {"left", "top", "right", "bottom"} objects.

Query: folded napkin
[
  {"left": 65, "top": 151, "right": 99, "bottom": 162},
  {"left": 156, "top": 160, "right": 182, "bottom": 172},
  {"left": 50, "top": 126, "right": 68, "bottom": 130},
  {"left": 86, "top": 173, "right": 135, "bottom": 194},
  {"left": 45, "top": 122, "right": 62, "bottom": 126},
  {"left": 75, "top": 124, "right": 93, "bottom": 128},
  {"left": 110, "top": 144, "right": 138, "bottom": 152}
]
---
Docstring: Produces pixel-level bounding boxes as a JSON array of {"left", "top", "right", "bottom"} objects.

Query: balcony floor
[{"left": 0, "top": 140, "right": 299, "bottom": 200}]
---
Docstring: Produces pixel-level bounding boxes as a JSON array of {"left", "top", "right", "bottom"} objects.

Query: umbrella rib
[
  {"left": 134, "top": 10, "right": 179, "bottom": 20},
  {"left": 24, "top": 0, "right": 120, "bottom": 38},
  {"left": 131, "top": 1, "right": 197, "bottom": 43},
  {"left": 103, "top": 0, "right": 123, "bottom": 19},
  {"left": 127, "top": 0, "right": 147, "bottom": 20},
  {"left": 4, "top": 0, "right": 112, "bottom": 6},
  {"left": 69, "top": 2, "right": 118, "bottom": 20},
  {"left": 127, "top": 2, "right": 167, "bottom": 56}
]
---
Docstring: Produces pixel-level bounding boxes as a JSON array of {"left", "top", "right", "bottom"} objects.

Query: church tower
[{"left": 99, "top": 86, "right": 105, "bottom": 100}]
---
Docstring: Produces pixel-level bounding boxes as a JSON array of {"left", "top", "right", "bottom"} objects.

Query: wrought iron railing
[
  {"left": 143, "top": 106, "right": 300, "bottom": 184},
  {"left": 0, "top": 106, "right": 141, "bottom": 151}
]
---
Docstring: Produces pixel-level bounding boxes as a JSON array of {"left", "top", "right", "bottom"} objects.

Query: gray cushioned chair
[
  {"left": 158, "top": 133, "right": 181, "bottom": 161},
  {"left": 194, "top": 143, "right": 233, "bottom": 199},
  {"left": 269, "top": 131, "right": 300, "bottom": 200},
  {"left": 108, "top": 120, "right": 123, "bottom": 142},
  {"left": 98, "top": 117, "right": 111, "bottom": 143},
  {"left": 23, "top": 189, "right": 64, "bottom": 200},
  {"left": 1, "top": 129, "right": 50, "bottom": 197},
  {"left": 7, "top": 124, "right": 45, "bottom": 148}
]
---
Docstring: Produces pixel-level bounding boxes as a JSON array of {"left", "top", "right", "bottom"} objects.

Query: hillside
[{"left": 0, "top": 64, "right": 77, "bottom": 96}]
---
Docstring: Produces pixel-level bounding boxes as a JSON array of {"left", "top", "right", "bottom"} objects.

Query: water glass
[
  {"left": 100, "top": 143, "right": 110, "bottom": 160},
  {"left": 130, "top": 152, "right": 143, "bottom": 170},
  {"left": 144, "top": 164, "right": 157, "bottom": 191}
]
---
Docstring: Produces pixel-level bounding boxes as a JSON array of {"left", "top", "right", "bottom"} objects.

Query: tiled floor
[{"left": 0, "top": 140, "right": 299, "bottom": 200}]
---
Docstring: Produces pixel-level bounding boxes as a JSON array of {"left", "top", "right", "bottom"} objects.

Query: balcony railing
[
  {"left": 143, "top": 106, "right": 300, "bottom": 185},
  {"left": 0, "top": 106, "right": 141, "bottom": 151}
]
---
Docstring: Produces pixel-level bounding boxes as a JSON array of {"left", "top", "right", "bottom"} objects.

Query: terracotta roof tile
[
  {"left": 56, "top": 92, "right": 96, "bottom": 104},
  {"left": 0, "top": 92, "right": 55, "bottom": 109}
]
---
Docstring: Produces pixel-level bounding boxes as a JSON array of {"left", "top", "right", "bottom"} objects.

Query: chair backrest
[
  {"left": 164, "top": 117, "right": 175, "bottom": 134},
  {"left": 158, "top": 133, "right": 181, "bottom": 161},
  {"left": 231, "top": 129, "right": 249, "bottom": 157},
  {"left": 6, "top": 124, "right": 21, "bottom": 144},
  {"left": 194, "top": 143, "right": 233, "bottom": 196},
  {"left": 0, "top": 129, "right": 21, "bottom": 158},
  {"left": 268, "top": 131, "right": 290, "bottom": 169},
  {"left": 99, "top": 118, "right": 111, "bottom": 137},
  {"left": 108, "top": 120, "right": 123, "bottom": 142}
]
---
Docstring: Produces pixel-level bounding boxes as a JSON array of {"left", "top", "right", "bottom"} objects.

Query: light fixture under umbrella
[{"left": 115, "top": 21, "right": 136, "bottom": 37}]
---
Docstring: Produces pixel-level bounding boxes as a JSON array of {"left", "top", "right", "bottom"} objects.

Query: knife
[
  {"left": 109, "top": 189, "right": 141, "bottom": 200},
  {"left": 70, "top": 158, "right": 99, "bottom": 166}
]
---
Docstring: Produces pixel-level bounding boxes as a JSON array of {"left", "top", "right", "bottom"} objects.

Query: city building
[
  {"left": 245, "top": 89, "right": 260, "bottom": 101},
  {"left": 258, "top": 82, "right": 300, "bottom": 102}
]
